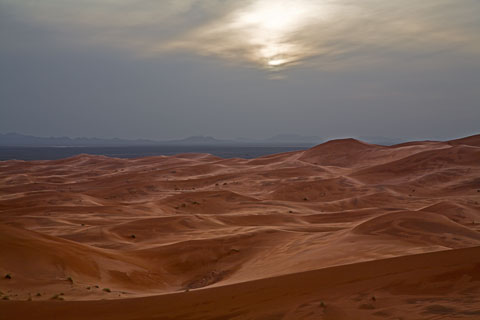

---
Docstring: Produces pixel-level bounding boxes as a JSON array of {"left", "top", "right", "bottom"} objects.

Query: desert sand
[{"left": 1, "top": 135, "right": 480, "bottom": 319}]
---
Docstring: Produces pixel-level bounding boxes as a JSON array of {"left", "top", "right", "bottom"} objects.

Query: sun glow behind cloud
[
  {"left": 229, "top": 0, "right": 332, "bottom": 68},
  {"left": 168, "top": 0, "right": 338, "bottom": 69}
]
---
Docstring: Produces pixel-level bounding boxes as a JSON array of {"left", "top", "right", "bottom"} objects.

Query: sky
[{"left": 1, "top": 0, "right": 479, "bottom": 141}]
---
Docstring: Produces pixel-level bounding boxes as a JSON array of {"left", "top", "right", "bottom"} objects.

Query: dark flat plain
[{"left": 0, "top": 145, "right": 308, "bottom": 161}]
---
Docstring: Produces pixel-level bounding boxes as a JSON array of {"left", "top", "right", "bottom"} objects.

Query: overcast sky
[{"left": 1, "top": 0, "right": 479, "bottom": 141}]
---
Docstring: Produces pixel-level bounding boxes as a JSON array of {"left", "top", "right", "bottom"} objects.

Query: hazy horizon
[
  {"left": 1, "top": 131, "right": 479, "bottom": 144},
  {"left": 1, "top": 0, "right": 479, "bottom": 141}
]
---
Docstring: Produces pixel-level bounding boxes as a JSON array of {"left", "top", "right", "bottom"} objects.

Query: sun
[
  {"left": 229, "top": 0, "right": 332, "bottom": 68},
  {"left": 268, "top": 58, "right": 289, "bottom": 66}
]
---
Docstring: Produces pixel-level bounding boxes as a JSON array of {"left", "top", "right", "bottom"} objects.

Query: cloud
[{"left": 2, "top": 0, "right": 480, "bottom": 71}]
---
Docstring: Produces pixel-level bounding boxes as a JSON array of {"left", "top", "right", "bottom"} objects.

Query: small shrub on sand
[
  {"left": 51, "top": 294, "right": 64, "bottom": 301},
  {"left": 2, "top": 296, "right": 9, "bottom": 300},
  {"left": 103, "top": 288, "right": 111, "bottom": 293},
  {"left": 67, "top": 277, "right": 73, "bottom": 284},
  {"left": 131, "top": 234, "right": 136, "bottom": 239},
  {"left": 36, "top": 293, "right": 41, "bottom": 297},
  {"left": 4, "top": 273, "right": 12, "bottom": 279}
]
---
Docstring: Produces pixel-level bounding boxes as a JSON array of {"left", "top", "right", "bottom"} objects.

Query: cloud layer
[{"left": 3, "top": 0, "right": 480, "bottom": 70}]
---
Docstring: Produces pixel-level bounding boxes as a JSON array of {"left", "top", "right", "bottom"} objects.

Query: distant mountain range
[{"left": 0, "top": 133, "right": 404, "bottom": 147}]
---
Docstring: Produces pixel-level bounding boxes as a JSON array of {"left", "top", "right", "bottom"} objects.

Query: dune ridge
[{"left": 1, "top": 134, "right": 480, "bottom": 319}]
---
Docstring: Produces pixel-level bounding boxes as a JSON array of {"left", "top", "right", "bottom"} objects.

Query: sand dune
[{"left": 1, "top": 134, "right": 480, "bottom": 319}]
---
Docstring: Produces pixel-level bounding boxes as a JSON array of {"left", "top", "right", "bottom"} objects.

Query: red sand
[{"left": 1, "top": 135, "right": 480, "bottom": 319}]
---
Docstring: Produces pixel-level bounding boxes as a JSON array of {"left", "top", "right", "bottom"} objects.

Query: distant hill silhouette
[{"left": 0, "top": 132, "right": 408, "bottom": 147}]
